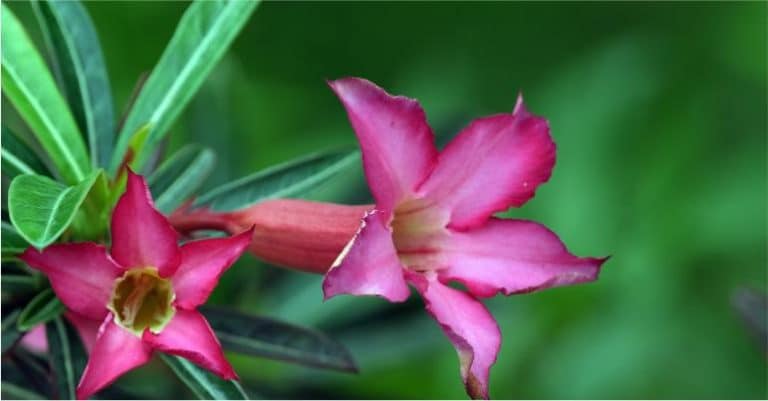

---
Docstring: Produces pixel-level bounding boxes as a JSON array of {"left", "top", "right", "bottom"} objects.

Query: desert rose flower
[
  {"left": 21, "top": 171, "right": 253, "bottom": 399},
  {"left": 321, "top": 77, "right": 607, "bottom": 399}
]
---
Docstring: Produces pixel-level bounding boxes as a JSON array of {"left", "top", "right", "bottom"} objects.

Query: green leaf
[
  {"left": 110, "top": 0, "right": 260, "bottom": 174},
  {"left": 149, "top": 145, "right": 216, "bottom": 214},
  {"left": 1, "top": 4, "right": 91, "bottom": 184},
  {"left": 31, "top": 0, "right": 115, "bottom": 169},
  {"left": 1, "top": 222, "right": 29, "bottom": 260},
  {"left": 8, "top": 171, "right": 99, "bottom": 249},
  {"left": 0, "top": 381, "right": 46, "bottom": 400},
  {"left": 1, "top": 126, "right": 50, "bottom": 179},
  {"left": 159, "top": 354, "right": 248, "bottom": 400},
  {"left": 2, "top": 310, "right": 23, "bottom": 354},
  {"left": 17, "top": 288, "right": 65, "bottom": 331},
  {"left": 46, "top": 317, "right": 88, "bottom": 400},
  {"left": 201, "top": 306, "right": 357, "bottom": 373},
  {"left": 1, "top": 275, "right": 42, "bottom": 303},
  {"left": 195, "top": 150, "right": 358, "bottom": 212}
]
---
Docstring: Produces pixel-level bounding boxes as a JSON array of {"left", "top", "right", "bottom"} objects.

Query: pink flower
[
  {"left": 21, "top": 171, "right": 253, "bottom": 399},
  {"left": 322, "top": 77, "right": 607, "bottom": 399}
]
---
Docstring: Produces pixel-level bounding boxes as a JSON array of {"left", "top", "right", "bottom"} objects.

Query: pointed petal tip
[{"left": 512, "top": 92, "right": 529, "bottom": 117}]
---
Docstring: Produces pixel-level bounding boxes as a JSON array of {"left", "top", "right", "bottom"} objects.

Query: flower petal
[
  {"left": 110, "top": 170, "right": 180, "bottom": 276},
  {"left": 420, "top": 97, "right": 555, "bottom": 229},
  {"left": 77, "top": 315, "right": 152, "bottom": 400},
  {"left": 439, "top": 218, "right": 606, "bottom": 298},
  {"left": 65, "top": 311, "right": 102, "bottom": 354},
  {"left": 407, "top": 272, "right": 500, "bottom": 400},
  {"left": 172, "top": 229, "right": 253, "bottom": 309},
  {"left": 20, "top": 244, "right": 120, "bottom": 320},
  {"left": 142, "top": 309, "right": 236, "bottom": 380},
  {"left": 20, "top": 325, "right": 47, "bottom": 353},
  {"left": 323, "top": 210, "right": 410, "bottom": 302},
  {"left": 329, "top": 77, "right": 438, "bottom": 213}
]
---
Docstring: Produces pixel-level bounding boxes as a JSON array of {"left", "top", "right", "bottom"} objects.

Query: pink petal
[
  {"left": 110, "top": 170, "right": 180, "bottom": 276},
  {"left": 20, "top": 244, "right": 120, "bottom": 320},
  {"left": 142, "top": 309, "right": 236, "bottom": 380},
  {"left": 20, "top": 325, "right": 47, "bottom": 354},
  {"left": 65, "top": 311, "right": 102, "bottom": 354},
  {"left": 439, "top": 218, "right": 606, "bottom": 298},
  {"left": 328, "top": 77, "right": 438, "bottom": 213},
  {"left": 77, "top": 315, "right": 152, "bottom": 400},
  {"left": 322, "top": 210, "right": 410, "bottom": 302},
  {"left": 419, "top": 96, "right": 556, "bottom": 229},
  {"left": 172, "top": 229, "right": 253, "bottom": 309},
  {"left": 407, "top": 272, "right": 500, "bottom": 400}
]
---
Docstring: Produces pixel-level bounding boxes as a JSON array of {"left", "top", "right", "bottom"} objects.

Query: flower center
[
  {"left": 390, "top": 199, "right": 448, "bottom": 272},
  {"left": 108, "top": 268, "right": 175, "bottom": 336}
]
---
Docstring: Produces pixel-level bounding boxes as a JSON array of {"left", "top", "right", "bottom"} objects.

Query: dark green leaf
[
  {"left": 0, "top": 381, "right": 46, "bottom": 400},
  {"left": 201, "top": 306, "right": 357, "bottom": 373},
  {"left": 2, "top": 310, "right": 23, "bottom": 354},
  {"left": 32, "top": 0, "right": 116, "bottom": 169},
  {"left": 17, "top": 288, "right": 65, "bottom": 331},
  {"left": 1, "top": 4, "right": 91, "bottom": 184},
  {"left": 1, "top": 275, "right": 42, "bottom": 304},
  {"left": 46, "top": 317, "right": 88, "bottom": 400},
  {"left": 149, "top": 145, "right": 216, "bottom": 214},
  {"left": 8, "top": 171, "right": 99, "bottom": 249},
  {"left": 1, "top": 222, "right": 29, "bottom": 260},
  {"left": 1, "top": 126, "right": 50, "bottom": 179},
  {"left": 194, "top": 150, "right": 358, "bottom": 212},
  {"left": 110, "top": 0, "right": 260, "bottom": 174},
  {"left": 159, "top": 354, "right": 248, "bottom": 400}
]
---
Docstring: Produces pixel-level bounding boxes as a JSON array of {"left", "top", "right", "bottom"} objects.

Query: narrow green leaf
[
  {"left": 159, "top": 354, "right": 248, "bottom": 400},
  {"left": 201, "top": 306, "right": 357, "bottom": 373},
  {"left": 32, "top": 0, "right": 116, "bottom": 169},
  {"left": 149, "top": 145, "right": 216, "bottom": 214},
  {"left": 1, "top": 222, "right": 29, "bottom": 259},
  {"left": 1, "top": 4, "right": 91, "bottom": 184},
  {"left": 0, "top": 381, "right": 46, "bottom": 400},
  {"left": 8, "top": 171, "right": 99, "bottom": 249},
  {"left": 17, "top": 288, "right": 65, "bottom": 331},
  {"left": 2, "top": 310, "right": 23, "bottom": 354},
  {"left": 1, "top": 275, "right": 42, "bottom": 302},
  {"left": 110, "top": 0, "right": 259, "bottom": 174},
  {"left": 195, "top": 150, "right": 358, "bottom": 212},
  {"left": 1, "top": 126, "right": 50, "bottom": 179},
  {"left": 46, "top": 317, "right": 88, "bottom": 400}
]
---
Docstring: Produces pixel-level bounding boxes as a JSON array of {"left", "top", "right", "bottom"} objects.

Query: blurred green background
[{"left": 9, "top": 1, "right": 767, "bottom": 399}]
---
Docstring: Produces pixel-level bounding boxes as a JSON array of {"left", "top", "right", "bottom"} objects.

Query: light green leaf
[
  {"left": 159, "top": 354, "right": 248, "bottom": 400},
  {"left": 201, "top": 306, "right": 357, "bottom": 373},
  {"left": 1, "top": 126, "right": 50, "bottom": 179},
  {"left": 17, "top": 288, "right": 65, "bottom": 331},
  {"left": 149, "top": 145, "right": 216, "bottom": 214},
  {"left": 46, "top": 317, "right": 87, "bottom": 400},
  {"left": 1, "top": 4, "right": 90, "bottom": 184},
  {"left": 195, "top": 150, "right": 358, "bottom": 212},
  {"left": 8, "top": 171, "right": 99, "bottom": 249},
  {"left": 110, "top": 0, "right": 259, "bottom": 174},
  {"left": 32, "top": 0, "right": 115, "bottom": 169}
]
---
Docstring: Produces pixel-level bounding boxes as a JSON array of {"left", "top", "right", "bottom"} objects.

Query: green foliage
[
  {"left": 1, "top": 223, "right": 29, "bottom": 260},
  {"left": 17, "top": 288, "right": 64, "bottom": 331},
  {"left": 31, "top": 0, "right": 115, "bottom": 169},
  {"left": 1, "top": 310, "right": 24, "bottom": 354},
  {"left": 149, "top": 144, "right": 216, "bottom": 214},
  {"left": 0, "top": 3, "right": 90, "bottom": 185},
  {"left": 110, "top": 0, "right": 260, "bottom": 174},
  {"left": 8, "top": 172, "right": 99, "bottom": 249},
  {"left": 194, "top": 150, "right": 357, "bottom": 212},
  {"left": 201, "top": 306, "right": 357, "bottom": 373},
  {"left": 159, "top": 354, "right": 249, "bottom": 400},
  {"left": 1, "top": 126, "right": 50, "bottom": 179},
  {"left": 45, "top": 317, "right": 88, "bottom": 400}
]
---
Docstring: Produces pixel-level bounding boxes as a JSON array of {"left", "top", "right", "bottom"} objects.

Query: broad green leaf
[
  {"left": 69, "top": 170, "right": 111, "bottom": 242},
  {"left": 1, "top": 126, "right": 50, "bottom": 179},
  {"left": 1, "top": 222, "right": 29, "bottom": 260},
  {"left": 32, "top": 0, "right": 115, "bottom": 169},
  {"left": 201, "top": 306, "right": 357, "bottom": 373},
  {"left": 46, "top": 317, "right": 87, "bottom": 400},
  {"left": 195, "top": 150, "right": 358, "bottom": 212},
  {"left": 1, "top": 4, "right": 90, "bottom": 184},
  {"left": 8, "top": 171, "right": 99, "bottom": 249},
  {"left": 17, "top": 288, "right": 65, "bottom": 331},
  {"left": 110, "top": 0, "right": 259, "bottom": 174},
  {"left": 149, "top": 145, "right": 216, "bottom": 214},
  {"left": 0, "top": 381, "right": 46, "bottom": 400},
  {"left": 2, "top": 310, "right": 23, "bottom": 354},
  {"left": 159, "top": 354, "right": 248, "bottom": 400}
]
